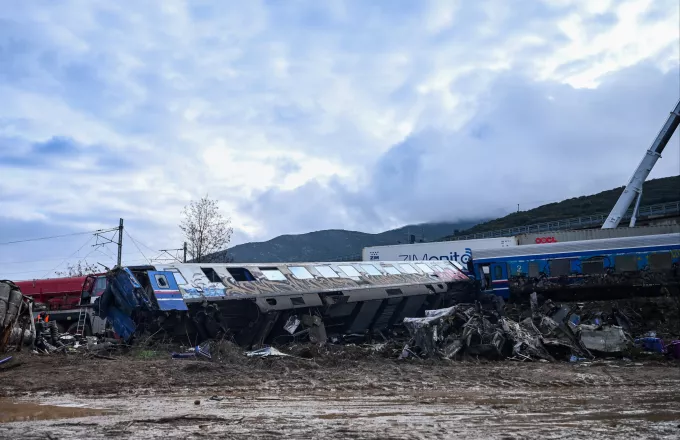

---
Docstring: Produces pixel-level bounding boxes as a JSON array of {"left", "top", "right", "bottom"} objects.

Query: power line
[
  {"left": 124, "top": 230, "right": 150, "bottom": 264},
  {"left": 41, "top": 236, "right": 95, "bottom": 278},
  {"left": 0, "top": 228, "right": 118, "bottom": 246},
  {"left": 0, "top": 250, "right": 148, "bottom": 266}
]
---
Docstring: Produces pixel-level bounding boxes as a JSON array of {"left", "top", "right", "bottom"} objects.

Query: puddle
[{"left": 0, "top": 398, "right": 110, "bottom": 423}]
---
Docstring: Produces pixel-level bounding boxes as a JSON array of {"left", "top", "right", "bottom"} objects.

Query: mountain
[
  {"left": 218, "top": 220, "right": 484, "bottom": 263},
  {"left": 440, "top": 175, "right": 680, "bottom": 240},
  {"left": 212, "top": 175, "right": 679, "bottom": 263}
]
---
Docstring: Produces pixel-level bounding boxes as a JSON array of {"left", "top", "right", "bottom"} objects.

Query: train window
[
  {"left": 259, "top": 267, "right": 287, "bottom": 281},
  {"left": 648, "top": 252, "right": 672, "bottom": 270},
  {"left": 360, "top": 264, "right": 382, "bottom": 276},
  {"left": 314, "top": 265, "right": 339, "bottom": 278},
  {"left": 201, "top": 267, "right": 223, "bottom": 283},
  {"left": 549, "top": 259, "right": 571, "bottom": 277},
  {"left": 493, "top": 265, "right": 503, "bottom": 279},
  {"left": 289, "top": 266, "right": 314, "bottom": 280},
  {"left": 582, "top": 260, "right": 604, "bottom": 275},
  {"left": 226, "top": 267, "right": 256, "bottom": 282},
  {"left": 450, "top": 261, "right": 465, "bottom": 271},
  {"left": 154, "top": 274, "right": 169, "bottom": 288},
  {"left": 415, "top": 263, "right": 434, "bottom": 274},
  {"left": 169, "top": 271, "right": 187, "bottom": 285},
  {"left": 339, "top": 265, "right": 361, "bottom": 277},
  {"left": 615, "top": 255, "right": 637, "bottom": 272},
  {"left": 528, "top": 262, "right": 540, "bottom": 277},
  {"left": 94, "top": 277, "right": 108, "bottom": 294},
  {"left": 398, "top": 263, "right": 418, "bottom": 274},
  {"left": 382, "top": 265, "right": 401, "bottom": 275}
]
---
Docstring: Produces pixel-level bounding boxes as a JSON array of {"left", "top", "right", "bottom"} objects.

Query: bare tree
[
  {"left": 179, "top": 195, "right": 233, "bottom": 263},
  {"left": 55, "top": 260, "right": 100, "bottom": 277}
]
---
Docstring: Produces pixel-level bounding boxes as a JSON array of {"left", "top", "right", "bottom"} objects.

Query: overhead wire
[
  {"left": 40, "top": 235, "right": 95, "bottom": 278},
  {"left": 124, "top": 230, "right": 151, "bottom": 264},
  {"left": 0, "top": 228, "right": 118, "bottom": 246}
]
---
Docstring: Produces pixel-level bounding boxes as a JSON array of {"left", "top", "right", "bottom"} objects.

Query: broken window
[
  {"left": 382, "top": 265, "right": 401, "bottom": 275},
  {"left": 259, "top": 267, "right": 287, "bottom": 281},
  {"left": 415, "top": 263, "right": 434, "bottom": 274},
  {"left": 398, "top": 263, "right": 418, "bottom": 274},
  {"left": 201, "top": 267, "right": 223, "bottom": 283},
  {"left": 339, "top": 265, "right": 361, "bottom": 277},
  {"left": 226, "top": 267, "right": 256, "bottom": 282},
  {"left": 314, "top": 266, "right": 339, "bottom": 278},
  {"left": 360, "top": 264, "right": 382, "bottom": 276},
  {"left": 549, "top": 259, "right": 571, "bottom": 277},
  {"left": 648, "top": 252, "right": 672, "bottom": 270},
  {"left": 289, "top": 266, "right": 313, "bottom": 279},
  {"left": 615, "top": 255, "right": 638, "bottom": 272}
]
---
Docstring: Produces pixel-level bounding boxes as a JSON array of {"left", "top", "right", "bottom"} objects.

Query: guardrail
[{"left": 448, "top": 201, "right": 680, "bottom": 241}]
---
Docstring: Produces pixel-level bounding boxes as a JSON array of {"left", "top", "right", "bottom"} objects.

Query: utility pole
[
  {"left": 92, "top": 220, "right": 125, "bottom": 269},
  {"left": 183, "top": 241, "right": 187, "bottom": 263},
  {"left": 117, "top": 218, "right": 124, "bottom": 267}
]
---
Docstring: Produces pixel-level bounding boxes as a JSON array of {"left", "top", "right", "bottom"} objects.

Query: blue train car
[{"left": 471, "top": 233, "right": 680, "bottom": 301}]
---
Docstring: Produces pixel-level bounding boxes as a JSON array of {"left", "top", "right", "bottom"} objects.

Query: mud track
[{"left": 1, "top": 347, "right": 680, "bottom": 439}]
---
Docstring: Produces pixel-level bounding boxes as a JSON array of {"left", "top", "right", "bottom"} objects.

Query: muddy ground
[{"left": 1, "top": 343, "right": 679, "bottom": 440}]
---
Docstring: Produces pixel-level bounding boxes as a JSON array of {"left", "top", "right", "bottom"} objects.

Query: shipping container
[
  {"left": 517, "top": 224, "right": 680, "bottom": 245},
  {"left": 362, "top": 237, "right": 517, "bottom": 266}
]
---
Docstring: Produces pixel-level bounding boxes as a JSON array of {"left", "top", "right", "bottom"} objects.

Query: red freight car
[{"left": 14, "top": 274, "right": 108, "bottom": 334}]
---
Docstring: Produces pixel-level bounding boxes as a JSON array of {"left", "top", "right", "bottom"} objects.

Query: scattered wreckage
[{"left": 401, "top": 292, "right": 680, "bottom": 361}]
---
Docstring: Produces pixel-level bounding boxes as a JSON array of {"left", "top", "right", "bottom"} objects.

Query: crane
[{"left": 601, "top": 99, "right": 680, "bottom": 229}]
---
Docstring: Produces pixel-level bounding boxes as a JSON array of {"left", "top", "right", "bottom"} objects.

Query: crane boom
[{"left": 601, "top": 99, "right": 680, "bottom": 229}]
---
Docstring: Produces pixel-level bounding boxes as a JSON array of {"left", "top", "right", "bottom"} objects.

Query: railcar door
[
  {"left": 147, "top": 271, "right": 188, "bottom": 311},
  {"left": 489, "top": 262, "right": 510, "bottom": 299}
]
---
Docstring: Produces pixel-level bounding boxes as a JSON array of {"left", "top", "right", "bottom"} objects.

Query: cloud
[{"left": 0, "top": 0, "right": 678, "bottom": 278}]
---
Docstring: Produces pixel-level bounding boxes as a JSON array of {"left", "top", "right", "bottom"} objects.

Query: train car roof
[{"left": 472, "top": 232, "right": 680, "bottom": 261}]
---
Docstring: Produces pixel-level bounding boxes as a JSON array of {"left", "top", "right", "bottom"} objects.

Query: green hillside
[{"left": 442, "top": 175, "right": 680, "bottom": 240}]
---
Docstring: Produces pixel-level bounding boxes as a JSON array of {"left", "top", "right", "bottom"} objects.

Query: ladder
[{"left": 75, "top": 307, "right": 88, "bottom": 337}]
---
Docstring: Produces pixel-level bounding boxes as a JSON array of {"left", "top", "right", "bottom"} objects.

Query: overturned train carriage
[{"left": 96, "top": 260, "right": 473, "bottom": 347}]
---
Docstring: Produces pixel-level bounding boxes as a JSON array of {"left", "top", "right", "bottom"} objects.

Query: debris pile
[
  {"left": 401, "top": 292, "right": 680, "bottom": 362},
  {"left": 1, "top": 281, "right": 34, "bottom": 353}
]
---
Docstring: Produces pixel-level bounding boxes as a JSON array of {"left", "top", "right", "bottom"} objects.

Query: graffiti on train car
[{"left": 161, "top": 261, "right": 469, "bottom": 301}]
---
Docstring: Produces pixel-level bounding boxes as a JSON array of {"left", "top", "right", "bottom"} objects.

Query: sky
[{"left": 1, "top": 0, "right": 679, "bottom": 279}]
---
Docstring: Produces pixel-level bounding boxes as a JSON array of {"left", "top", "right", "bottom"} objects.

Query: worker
[{"left": 35, "top": 311, "right": 49, "bottom": 323}]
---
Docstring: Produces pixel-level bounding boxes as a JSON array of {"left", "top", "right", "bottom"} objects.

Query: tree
[
  {"left": 179, "top": 195, "right": 233, "bottom": 263},
  {"left": 55, "top": 260, "right": 100, "bottom": 277}
]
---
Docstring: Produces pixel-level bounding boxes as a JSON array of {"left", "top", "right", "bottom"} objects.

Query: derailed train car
[{"left": 95, "top": 260, "right": 473, "bottom": 347}]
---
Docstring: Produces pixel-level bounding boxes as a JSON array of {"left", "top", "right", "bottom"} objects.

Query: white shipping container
[{"left": 362, "top": 237, "right": 517, "bottom": 266}]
